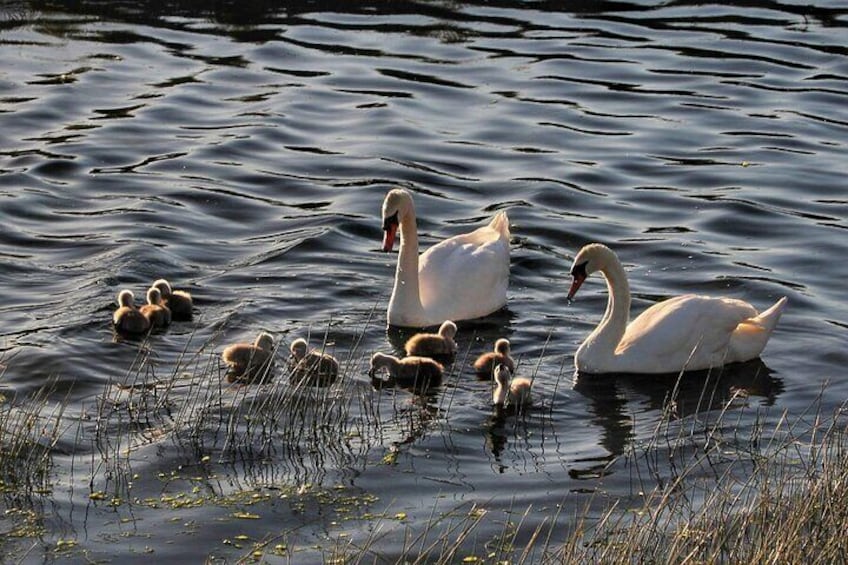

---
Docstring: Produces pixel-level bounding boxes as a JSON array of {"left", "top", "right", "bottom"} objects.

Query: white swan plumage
[
  {"left": 567, "top": 243, "right": 787, "bottom": 375},
  {"left": 381, "top": 188, "right": 510, "bottom": 328}
]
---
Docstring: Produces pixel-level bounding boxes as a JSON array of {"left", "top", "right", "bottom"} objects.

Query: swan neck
[
  {"left": 603, "top": 259, "right": 630, "bottom": 326},
  {"left": 389, "top": 206, "right": 425, "bottom": 322},
  {"left": 585, "top": 257, "right": 631, "bottom": 357}
]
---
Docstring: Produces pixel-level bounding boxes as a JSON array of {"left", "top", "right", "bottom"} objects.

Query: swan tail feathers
[
  {"left": 488, "top": 211, "right": 510, "bottom": 239},
  {"left": 752, "top": 296, "right": 788, "bottom": 333},
  {"left": 728, "top": 296, "right": 787, "bottom": 362}
]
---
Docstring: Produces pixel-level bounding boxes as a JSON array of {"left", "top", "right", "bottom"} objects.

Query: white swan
[
  {"left": 567, "top": 243, "right": 787, "bottom": 374},
  {"left": 381, "top": 188, "right": 510, "bottom": 328}
]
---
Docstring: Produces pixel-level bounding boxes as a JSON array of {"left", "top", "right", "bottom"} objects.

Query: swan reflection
[{"left": 571, "top": 359, "right": 783, "bottom": 463}]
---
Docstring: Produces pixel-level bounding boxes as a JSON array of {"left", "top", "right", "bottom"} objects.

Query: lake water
[{"left": 1, "top": 1, "right": 847, "bottom": 562}]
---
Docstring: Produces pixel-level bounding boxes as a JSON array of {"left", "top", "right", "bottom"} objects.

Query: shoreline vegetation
[{"left": 1, "top": 339, "right": 845, "bottom": 563}]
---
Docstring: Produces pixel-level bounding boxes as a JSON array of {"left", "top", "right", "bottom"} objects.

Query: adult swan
[
  {"left": 381, "top": 188, "right": 510, "bottom": 328},
  {"left": 567, "top": 243, "right": 787, "bottom": 374}
]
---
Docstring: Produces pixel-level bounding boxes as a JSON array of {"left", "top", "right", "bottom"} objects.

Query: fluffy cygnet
[
  {"left": 289, "top": 338, "right": 340, "bottom": 386},
  {"left": 369, "top": 352, "right": 443, "bottom": 391},
  {"left": 139, "top": 287, "right": 171, "bottom": 329},
  {"left": 221, "top": 332, "right": 276, "bottom": 384},
  {"left": 113, "top": 289, "right": 150, "bottom": 336},
  {"left": 152, "top": 278, "right": 193, "bottom": 320},
  {"left": 492, "top": 363, "right": 532, "bottom": 411},
  {"left": 473, "top": 338, "right": 514, "bottom": 377},
  {"left": 404, "top": 320, "right": 457, "bottom": 361}
]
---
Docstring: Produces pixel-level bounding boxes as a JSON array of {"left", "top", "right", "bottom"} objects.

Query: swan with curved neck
[
  {"left": 381, "top": 188, "right": 510, "bottom": 328},
  {"left": 567, "top": 243, "right": 787, "bottom": 374}
]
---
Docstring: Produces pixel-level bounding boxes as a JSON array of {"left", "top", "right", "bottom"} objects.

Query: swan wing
[
  {"left": 617, "top": 295, "right": 756, "bottom": 370},
  {"left": 418, "top": 213, "right": 510, "bottom": 322}
]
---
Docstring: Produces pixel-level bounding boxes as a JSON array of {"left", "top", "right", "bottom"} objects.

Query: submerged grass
[
  {"left": 558, "top": 405, "right": 848, "bottom": 564},
  {"left": 89, "top": 322, "right": 384, "bottom": 496},
  {"left": 0, "top": 357, "right": 69, "bottom": 552},
  {"left": 3, "top": 332, "right": 848, "bottom": 564},
  {"left": 0, "top": 381, "right": 64, "bottom": 498},
  {"left": 320, "top": 382, "right": 848, "bottom": 564}
]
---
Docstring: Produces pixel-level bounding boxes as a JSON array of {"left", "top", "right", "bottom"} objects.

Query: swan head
[
  {"left": 152, "top": 278, "right": 173, "bottom": 298},
  {"left": 117, "top": 289, "right": 135, "bottom": 307},
  {"left": 438, "top": 320, "right": 457, "bottom": 339},
  {"left": 255, "top": 332, "right": 274, "bottom": 351},
  {"left": 290, "top": 338, "right": 308, "bottom": 360},
  {"left": 381, "top": 188, "right": 413, "bottom": 252},
  {"left": 567, "top": 243, "right": 616, "bottom": 301}
]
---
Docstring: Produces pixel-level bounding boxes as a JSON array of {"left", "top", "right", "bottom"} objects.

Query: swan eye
[
  {"left": 567, "top": 260, "right": 589, "bottom": 301},
  {"left": 382, "top": 212, "right": 399, "bottom": 231},
  {"left": 571, "top": 260, "right": 589, "bottom": 278}
]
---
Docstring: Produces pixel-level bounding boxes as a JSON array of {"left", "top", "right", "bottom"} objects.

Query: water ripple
[{"left": 1, "top": 1, "right": 847, "bottom": 560}]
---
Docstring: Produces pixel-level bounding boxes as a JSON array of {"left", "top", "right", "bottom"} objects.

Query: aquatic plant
[
  {"left": 2, "top": 329, "right": 846, "bottom": 564},
  {"left": 314, "top": 382, "right": 848, "bottom": 564},
  {"left": 0, "top": 372, "right": 65, "bottom": 497}
]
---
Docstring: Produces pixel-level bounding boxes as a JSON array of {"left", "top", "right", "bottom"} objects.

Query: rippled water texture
[{"left": 1, "top": 1, "right": 847, "bottom": 561}]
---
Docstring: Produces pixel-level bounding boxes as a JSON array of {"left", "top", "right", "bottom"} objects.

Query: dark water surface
[{"left": 1, "top": 0, "right": 847, "bottom": 561}]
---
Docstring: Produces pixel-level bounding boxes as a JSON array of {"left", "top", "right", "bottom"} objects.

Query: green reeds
[
  {"left": 0, "top": 373, "right": 65, "bottom": 497},
  {"left": 4, "top": 334, "right": 848, "bottom": 565},
  {"left": 320, "top": 378, "right": 848, "bottom": 564}
]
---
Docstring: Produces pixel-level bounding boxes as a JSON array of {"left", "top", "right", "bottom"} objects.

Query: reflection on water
[
  {"left": 1, "top": 0, "right": 846, "bottom": 560},
  {"left": 385, "top": 307, "right": 517, "bottom": 348},
  {"left": 573, "top": 359, "right": 783, "bottom": 459},
  {"left": 483, "top": 406, "right": 535, "bottom": 468}
]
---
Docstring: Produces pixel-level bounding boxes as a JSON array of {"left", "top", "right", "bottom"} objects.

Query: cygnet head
[
  {"left": 290, "top": 338, "right": 308, "bottom": 361},
  {"left": 368, "top": 352, "right": 397, "bottom": 376},
  {"left": 438, "top": 320, "right": 457, "bottom": 339},
  {"left": 493, "top": 363, "right": 511, "bottom": 387},
  {"left": 117, "top": 289, "right": 135, "bottom": 307},
  {"left": 381, "top": 188, "right": 414, "bottom": 252},
  {"left": 152, "top": 278, "right": 173, "bottom": 298},
  {"left": 255, "top": 332, "right": 274, "bottom": 351},
  {"left": 493, "top": 363, "right": 511, "bottom": 405},
  {"left": 494, "top": 338, "right": 510, "bottom": 356},
  {"left": 567, "top": 243, "right": 616, "bottom": 300},
  {"left": 146, "top": 287, "right": 163, "bottom": 305}
]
